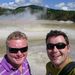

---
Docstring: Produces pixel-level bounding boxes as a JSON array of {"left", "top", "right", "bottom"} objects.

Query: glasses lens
[
  {"left": 47, "top": 43, "right": 54, "bottom": 49},
  {"left": 56, "top": 43, "right": 66, "bottom": 49},
  {"left": 8, "top": 46, "right": 28, "bottom": 53},
  {"left": 20, "top": 47, "right": 28, "bottom": 53},
  {"left": 8, "top": 48, "right": 18, "bottom": 53}
]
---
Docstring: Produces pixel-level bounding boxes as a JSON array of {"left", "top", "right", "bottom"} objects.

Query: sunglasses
[
  {"left": 47, "top": 43, "right": 67, "bottom": 50},
  {"left": 8, "top": 46, "right": 28, "bottom": 53}
]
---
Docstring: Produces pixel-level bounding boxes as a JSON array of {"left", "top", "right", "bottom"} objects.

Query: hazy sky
[{"left": 0, "top": 0, "right": 75, "bottom": 10}]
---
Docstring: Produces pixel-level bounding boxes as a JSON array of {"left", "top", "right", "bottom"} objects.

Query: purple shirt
[{"left": 0, "top": 55, "right": 31, "bottom": 75}]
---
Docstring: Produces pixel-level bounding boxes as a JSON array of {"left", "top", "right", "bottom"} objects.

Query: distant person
[
  {"left": 0, "top": 31, "right": 31, "bottom": 75},
  {"left": 46, "top": 30, "right": 75, "bottom": 75}
]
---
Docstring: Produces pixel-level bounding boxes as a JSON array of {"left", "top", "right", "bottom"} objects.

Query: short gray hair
[{"left": 6, "top": 31, "right": 27, "bottom": 45}]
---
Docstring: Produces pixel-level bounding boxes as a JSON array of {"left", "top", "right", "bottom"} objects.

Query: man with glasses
[
  {"left": 0, "top": 31, "right": 31, "bottom": 75},
  {"left": 46, "top": 30, "right": 75, "bottom": 75}
]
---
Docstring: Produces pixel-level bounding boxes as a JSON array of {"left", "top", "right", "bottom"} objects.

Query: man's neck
[
  {"left": 54, "top": 57, "right": 70, "bottom": 69},
  {"left": 18, "top": 65, "right": 23, "bottom": 73}
]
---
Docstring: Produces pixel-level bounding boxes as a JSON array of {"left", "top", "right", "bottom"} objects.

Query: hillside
[
  {"left": 0, "top": 7, "right": 13, "bottom": 15},
  {"left": 0, "top": 5, "right": 75, "bottom": 22}
]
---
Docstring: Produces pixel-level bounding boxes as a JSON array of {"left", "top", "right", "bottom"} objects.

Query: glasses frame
[{"left": 47, "top": 42, "right": 67, "bottom": 50}]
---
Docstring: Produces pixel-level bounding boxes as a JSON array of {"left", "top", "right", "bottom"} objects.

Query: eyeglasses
[
  {"left": 8, "top": 46, "right": 28, "bottom": 53},
  {"left": 47, "top": 43, "right": 67, "bottom": 50}
]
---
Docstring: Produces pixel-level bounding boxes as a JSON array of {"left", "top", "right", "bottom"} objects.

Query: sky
[{"left": 0, "top": 0, "right": 75, "bottom": 11}]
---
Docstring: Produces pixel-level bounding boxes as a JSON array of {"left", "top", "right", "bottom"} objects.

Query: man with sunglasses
[
  {"left": 0, "top": 31, "right": 31, "bottom": 75},
  {"left": 46, "top": 30, "right": 75, "bottom": 75}
]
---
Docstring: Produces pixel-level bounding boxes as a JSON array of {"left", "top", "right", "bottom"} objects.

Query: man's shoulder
[
  {"left": 0, "top": 57, "right": 6, "bottom": 73},
  {"left": 46, "top": 61, "right": 53, "bottom": 71},
  {"left": 58, "top": 61, "right": 75, "bottom": 75},
  {"left": 46, "top": 62, "right": 52, "bottom": 67}
]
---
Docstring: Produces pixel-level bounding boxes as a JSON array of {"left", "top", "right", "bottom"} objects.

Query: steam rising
[{"left": 0, "top": 8, "right": 75, "bottom": 40}]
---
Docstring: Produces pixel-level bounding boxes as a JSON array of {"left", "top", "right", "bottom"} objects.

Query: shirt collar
[
  {"left": 1, "top": 55, "right": 28, "bottom": 72},
  {"left": 1, "top": 55, "right": 17, "bottom": 71}
]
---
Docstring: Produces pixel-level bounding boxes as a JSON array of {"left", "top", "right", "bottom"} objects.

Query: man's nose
[
  {"left": 53, "top": 46, "right": 59, "bottom": 52},
  {"left": 17, "top": 50, "right": 22, "bottom": 55}
]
